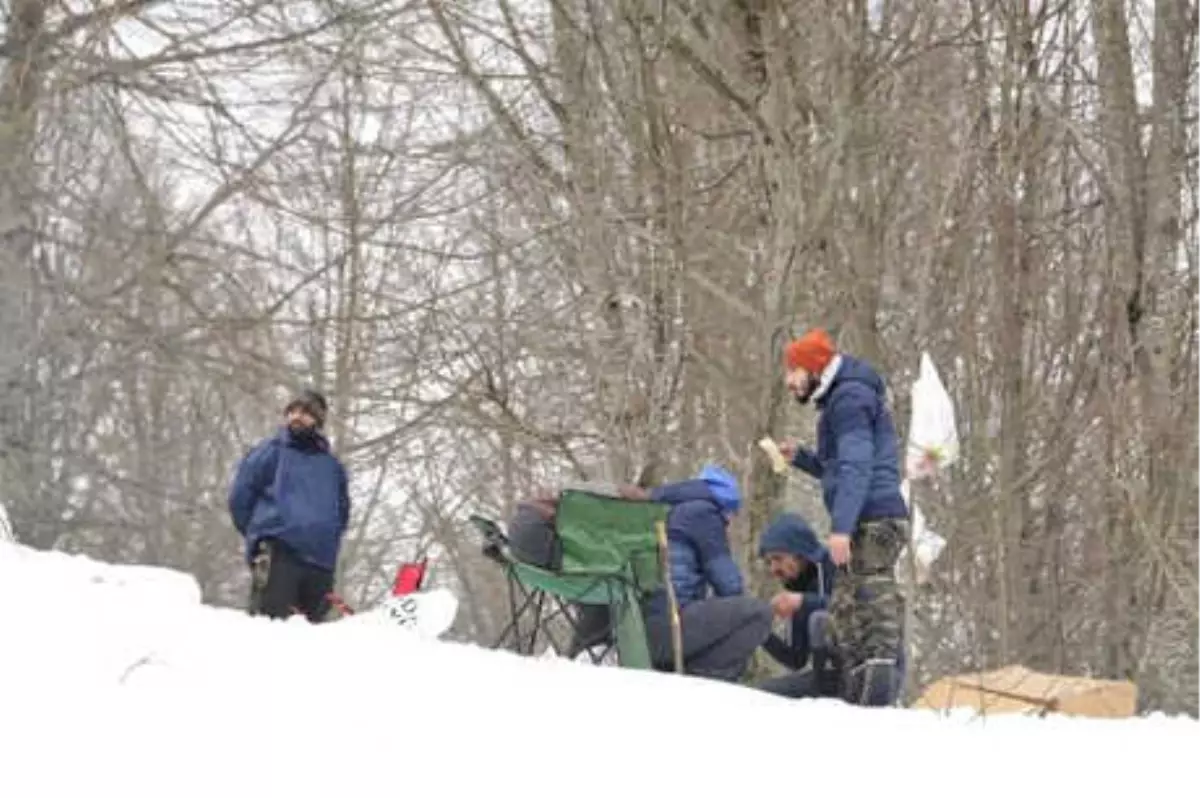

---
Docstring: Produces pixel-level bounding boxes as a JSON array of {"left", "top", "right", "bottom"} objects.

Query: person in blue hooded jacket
[
  {"left": 780, "top": 329, "right": 910, "bottom": 707},
  {"left": 755, "top": 512, "right": 841, "bottom": 698},
  {"left": 640, "top": 465, "right": 773, "bottom": 683},
  {"left": 228, "top": 389, "right": 351, "bottom": 623}
]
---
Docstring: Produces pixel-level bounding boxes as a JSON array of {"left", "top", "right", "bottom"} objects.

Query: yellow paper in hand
[{"left": 757, "top": 437, "right": 789, "bottom": 475}]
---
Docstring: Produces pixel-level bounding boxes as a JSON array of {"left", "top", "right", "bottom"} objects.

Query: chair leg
[
  {"left": 523, "top": 592, "right": 549, "bottom": 653},
  {"left": 553, "top": 597, "right": 618, "bottom": 663},
  {"left": 493, "top": 576, "right": 578, "bottom": 658},
  {"left": 491, "top": 571, "right": 638, "bottom": 666},
  {"left": 493, "top": 573, "right": 540, "bottom": 652}
]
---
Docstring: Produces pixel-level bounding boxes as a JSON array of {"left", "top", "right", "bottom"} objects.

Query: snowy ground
[{"left": 1, "top": 542, "right": 1195, "bottom": 797}]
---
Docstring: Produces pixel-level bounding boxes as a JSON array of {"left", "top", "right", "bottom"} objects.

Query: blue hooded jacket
[
  {"left": 227, "top": 426, "right": 351, "bottom": 572},
  {"left": 758, "top": 512, "right": 836, "bottom": 671},
  {"left": 791, "top": 355, "right": 909, "bottom": 535},
  {"left": 643, "top": 465, "right": 744, "bottom": 618}
]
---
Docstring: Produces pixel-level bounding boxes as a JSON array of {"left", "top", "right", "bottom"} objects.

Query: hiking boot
[{"left": 844, "top": 658, "right": 901, "bottom": 707}]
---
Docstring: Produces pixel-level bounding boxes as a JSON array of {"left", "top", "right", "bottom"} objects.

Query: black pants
[{"left": 249, "top": 539, "right": 335, "bottom": 623}]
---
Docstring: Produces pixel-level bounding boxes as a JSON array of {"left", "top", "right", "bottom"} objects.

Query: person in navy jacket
[
  {"left": 228, "top": 389, "right": 351, "bottom": 623},
  {"left": 755, "top": 512, "right": 841, "bottom": 698},
  {"left": 640, "top": 465, "right": 772, "bottom": 682},
  {"left": 780, "top": 328, "right": 910, "bottom": 706}
]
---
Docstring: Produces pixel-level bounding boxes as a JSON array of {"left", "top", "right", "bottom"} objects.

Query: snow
[{"left": 1, "top": 541, "right": 1196, "bottom": 797}]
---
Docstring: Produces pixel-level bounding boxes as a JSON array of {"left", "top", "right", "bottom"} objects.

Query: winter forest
[{"left": 0, "top": 1, "right": 1195, "bottom": 714}]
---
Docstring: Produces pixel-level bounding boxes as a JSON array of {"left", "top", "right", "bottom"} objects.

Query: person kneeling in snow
[
  {"left": 227, "top": 389, "right": 351, "bottom": 623},
  {"left": 638, "top": 466, "right": 773, "bottom": 683},
  {"left": 755, "top": 512, "right": 842, "bottom": 699}
]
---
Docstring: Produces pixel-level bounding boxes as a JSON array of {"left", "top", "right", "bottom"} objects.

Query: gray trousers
[{"left": 646, "top": 596, "right": 773, "bottom": 682}]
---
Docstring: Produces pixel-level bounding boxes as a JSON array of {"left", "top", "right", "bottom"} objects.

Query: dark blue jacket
[
  {"left": 792, "top": 355, "right": 909, "bottom": 535},
  {"left": 228, "top": 427, "right": 351, "bottom": 572},
  {"left": 644, "top": 466, "right": 744, "bottom": 618},
  {"left": 758, "top": 513, "right": 835, "bottom": 671}
]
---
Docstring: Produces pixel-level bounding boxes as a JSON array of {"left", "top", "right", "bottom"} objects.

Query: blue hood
[
  {"left": 758, "top": 512, "right": 826, "bottom": 562},
  {"left": 697, "top": 464, "right": 741, "bottom": 514}
]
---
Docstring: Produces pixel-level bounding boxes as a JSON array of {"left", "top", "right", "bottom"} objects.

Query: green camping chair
[{"left": 470, "top": 489, "right": 683, "bottom": 671}]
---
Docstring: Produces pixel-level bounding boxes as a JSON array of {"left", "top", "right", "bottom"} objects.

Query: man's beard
[
  {"left": 793, "top": 373, "right": 820, "bottom": 405},
  {"left": 288, "top": 421, "right": 319, "bottom": 440}
]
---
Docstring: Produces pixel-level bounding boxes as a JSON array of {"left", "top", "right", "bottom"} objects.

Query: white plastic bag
[{"left": 906, "top": 352, "right": 959, "bottom": 480}]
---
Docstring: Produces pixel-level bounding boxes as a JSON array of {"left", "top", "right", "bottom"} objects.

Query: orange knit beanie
[{"left": 785, "top": 328, "right": 836, "bottom": 373}]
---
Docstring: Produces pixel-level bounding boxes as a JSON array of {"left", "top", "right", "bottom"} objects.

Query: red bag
[{"left": 391, "top": 560, "right": 427, "bottom": 596}]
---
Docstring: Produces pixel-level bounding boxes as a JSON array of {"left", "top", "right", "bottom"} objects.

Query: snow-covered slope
[{"left": 0, "top": 541, "right": 1195, "bottom": 798}]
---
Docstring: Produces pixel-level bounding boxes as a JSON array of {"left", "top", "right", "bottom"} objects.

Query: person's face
[
  {"left": 765, "top": 551, "right": 805, "bottom": 582},
  {"left": 786, "top": 366, "right": 820, "bottom": 404},
  {"left": 286, "top": 406, "right": 318, "bottom": 431}
]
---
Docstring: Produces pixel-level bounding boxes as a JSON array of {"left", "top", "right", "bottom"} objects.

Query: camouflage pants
[{"left": 828, "top": 518, "right": 907, "bottom": 705}]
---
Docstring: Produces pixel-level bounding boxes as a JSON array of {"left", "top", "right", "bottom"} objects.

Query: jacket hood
[
  {"left": 822, "top": 355, "right": 887, "bottom": 405},
  {"left": 758, "top": 512, "right": 826, "bottom": 562},
  {"left": 697, "top": 464, "right": 741, "bottom": 514}
]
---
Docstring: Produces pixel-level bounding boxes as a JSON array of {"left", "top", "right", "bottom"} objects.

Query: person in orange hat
[{"left": 778, "top": 329, "right": 910, "bottom": 707}]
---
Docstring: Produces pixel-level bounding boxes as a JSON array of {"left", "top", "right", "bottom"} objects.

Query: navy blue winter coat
[
  {"left": 228, "top": 427, "right": 351, "bottom": 572},
  {"left": 791, "top": 355, "right": 909, "bottom": 535},
  {"left": 758, "top": 512, "right": 835, "bottom": 670},
  {"left": 643, "top": 466, "right": 744, "bottom": 618}
]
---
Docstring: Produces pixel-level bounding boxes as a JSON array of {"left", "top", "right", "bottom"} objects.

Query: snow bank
[{"left": 0, "top": 541, "right": 1195, "bottom": 798}]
